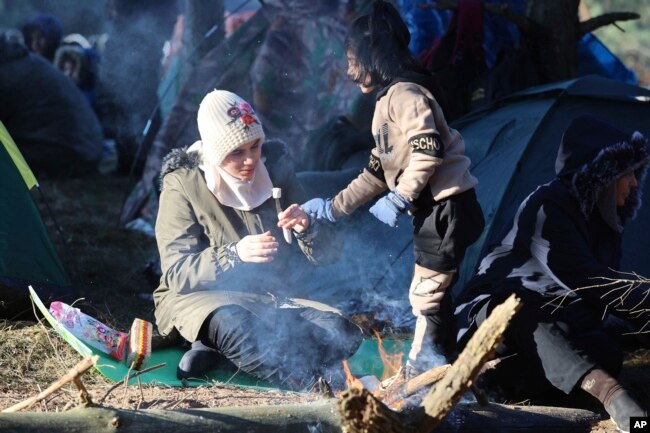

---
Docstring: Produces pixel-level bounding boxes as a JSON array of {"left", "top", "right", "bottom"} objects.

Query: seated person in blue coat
[{"left": 454, "top": 114, "right": 648, "bottom": 433}]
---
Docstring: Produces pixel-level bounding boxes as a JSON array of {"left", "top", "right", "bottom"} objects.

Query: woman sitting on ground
[{"left": 153, "top": 89, "right": 363, "bottom": 390}]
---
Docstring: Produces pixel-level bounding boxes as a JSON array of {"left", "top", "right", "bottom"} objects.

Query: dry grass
[
  {"left": 0, "top": 319, "right": 319, "bottom": 412},
  {"left": 0, "top": 173, "right": 647, "bottom": 433}
]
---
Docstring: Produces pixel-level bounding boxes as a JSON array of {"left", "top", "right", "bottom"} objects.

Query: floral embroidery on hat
[
  {"left": 239, "top": 101, "right": 252, "bottom": 113},
  {"left": 227, "top": 105, "right": 241, "bottom": 119},
  {"left": 241, "top": 113, "right": 256, "bottom": 125},
  {"left": 226, "top": 100, "right": 259, "bottom": 129}
]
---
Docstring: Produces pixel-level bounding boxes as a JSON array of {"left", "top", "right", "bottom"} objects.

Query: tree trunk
[
  {"left": 524, "top": 0, "right": 581, "bottom": 82},
  {"left": 0, "top": 401, "right": 601, "bottom": 433},
  {"left": 184, "top": 0, "right": 225, "bottom": 68}
]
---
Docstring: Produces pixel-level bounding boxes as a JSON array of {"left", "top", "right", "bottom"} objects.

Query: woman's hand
[
  {"left": 235, "top": 231, "right": 278, "bottom": 263},
  {"left": 278, "top": 203, "right": 310, "bottom": 233}
]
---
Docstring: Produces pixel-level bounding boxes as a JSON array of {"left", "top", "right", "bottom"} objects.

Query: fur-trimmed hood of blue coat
[{"left": 555, "top": 115, "right": 649, "bottom": 221}]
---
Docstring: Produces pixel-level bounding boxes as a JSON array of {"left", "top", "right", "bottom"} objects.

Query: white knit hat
[{"left": 197, "top": 90, "right": 265, "bottom": 166}]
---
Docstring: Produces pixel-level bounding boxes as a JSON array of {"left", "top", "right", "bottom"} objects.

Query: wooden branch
[
  {"left": 579, "top": 12, "right": 639, "bottom": 36},
  {"left": 483, "top": 2, "right": 532, "bottom": 33},
  {"left": 0, "top": 401, "right": 601, "bottom": 433},
  {"left": 338, "top": 386, "right": 406, "bottom": 433},
  {"left": 377, "top": 364, "right": 451, "bottom": 408},
  {"left": 72, "top": 377, "right": 92, "bottom": 408},
  {"left": 416, "top": 294, "right": 522, "bottom": 432},
  {"left": 378, "top": 353, "right": 513, "bottom": 409},
  {"left": 1, "top": 355, "right": 99, "bottom": 413}
]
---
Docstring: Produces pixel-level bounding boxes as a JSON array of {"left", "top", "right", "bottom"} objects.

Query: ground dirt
[{"left": 0, "top": 174, "right": 647, "bottom": 433}]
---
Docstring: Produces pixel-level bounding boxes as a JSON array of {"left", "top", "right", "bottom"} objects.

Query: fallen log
[
  {"left": 338, "top": 294, "right": 522, "bottom": 432},
  {"left": 0, "top": 400, "right": 602, "bottom": 433}
]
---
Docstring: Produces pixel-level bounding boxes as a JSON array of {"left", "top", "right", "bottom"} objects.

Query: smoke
[{"left": 98, "top": 2, "right": 177, "bottom": 163}]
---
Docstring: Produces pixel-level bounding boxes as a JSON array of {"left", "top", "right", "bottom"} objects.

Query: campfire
[{"left": 338, "top": 329, "right": 451, "bottom": 412}]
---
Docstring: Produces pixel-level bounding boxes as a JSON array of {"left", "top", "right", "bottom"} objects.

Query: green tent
[{"left": 0, "top": 122, "right": 73, "bottom": 318}]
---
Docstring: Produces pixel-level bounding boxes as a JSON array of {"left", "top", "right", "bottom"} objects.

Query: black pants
[
  {"left": 463, "top": 289, "right": 623, "bottom": 399},
  {"left": 412, "top": 188, "right": 484, "bottom": 272},
  {"left": 199, "top": 305, "right": 363, "bottom": 389}
]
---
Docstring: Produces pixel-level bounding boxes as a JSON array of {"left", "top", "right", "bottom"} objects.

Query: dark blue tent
[{"left": 455, "top": 75, "right": 650, "bottom": 292}]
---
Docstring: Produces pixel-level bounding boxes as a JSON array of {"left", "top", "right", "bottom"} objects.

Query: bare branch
[
  {"left": 580, "top": 12, "right": 639, "bottom": 36},
  {"left": 546, "top": 273, "right": 650, "bottom": 335},
  {"left": 1, "top": 356, "right": 99, "bottom": 413}
]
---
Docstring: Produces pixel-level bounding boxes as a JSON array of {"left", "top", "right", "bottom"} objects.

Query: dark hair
[{"left": 345, "top": 0, "right": 426, "bottom": 87}]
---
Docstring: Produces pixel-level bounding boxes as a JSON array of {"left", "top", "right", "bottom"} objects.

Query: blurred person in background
[{"left": 21, "top": 13, "right": 62, "bottom": 62}]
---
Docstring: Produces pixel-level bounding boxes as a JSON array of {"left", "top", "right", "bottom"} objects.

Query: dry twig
[
  {"left": 1, "top": 355, "right": 99, "bottom": 413},
  {"left": 97, "top": 362, "right": 166, "bottom": 405},
  {"left": 547, "top": 272, "right": 650, "bottom": 331}
]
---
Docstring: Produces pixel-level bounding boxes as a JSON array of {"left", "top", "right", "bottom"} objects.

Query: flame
[
  {"left": 342, "top": 359, "right": 363, "bottom": 389},
  {"left": 373, "top": 330, "right": 403, "bottom": 380}
]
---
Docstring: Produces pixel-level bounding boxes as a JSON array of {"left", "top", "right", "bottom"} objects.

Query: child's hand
[
  {"left": 369, "top": 191, "right": 412, "bottom": 227},
  {"left": 300, "top": 198, "right": 337, "bottom": 223},
  {"left": 278, "top": 204, "right": 309, "bottom": 233}
]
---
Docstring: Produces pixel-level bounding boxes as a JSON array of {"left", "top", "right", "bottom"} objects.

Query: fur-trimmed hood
[
  {"left": 555, "top": 115, "right": 649, "bottom": 221},
  {"left": 159, "top": 138, "right": 290, "bottom": 187}
]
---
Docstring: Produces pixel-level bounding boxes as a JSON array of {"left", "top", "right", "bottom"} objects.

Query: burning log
[
  {"left": 338, "top": 293, "right": 522, "bottom": 433},
  {"left": 338, "top": 386, "right": 406, "bottom": 433},
  {"left": 376, "top": 355, "right": 508, "bottom": 409},
  {"left": 415, "top": 293, "right": 522, "bottom": 432},
  {"left": 376, "top": 364, "right": 451, "bottom": 409}
]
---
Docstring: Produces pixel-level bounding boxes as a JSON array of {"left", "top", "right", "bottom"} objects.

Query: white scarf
[{"left": 189, "top": 142, "right": 273, "bottom": 211}]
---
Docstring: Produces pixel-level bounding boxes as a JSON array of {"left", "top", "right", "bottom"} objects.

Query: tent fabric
[
  {"left": 577, "top": 33, "right": 636, "bottom": 85},
  {"left": 452, "top": 75, "right": 650, "bottom": 292},
  {"left": 0, "top": 121, "right": 38, "bottom": 189},
  {"left": 0, "top": 127, "right": 73, "bottom": 318}
]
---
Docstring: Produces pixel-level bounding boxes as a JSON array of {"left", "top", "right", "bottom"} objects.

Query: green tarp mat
[{"left": 31, "top": 286, "right": 411, "bottom": 389}]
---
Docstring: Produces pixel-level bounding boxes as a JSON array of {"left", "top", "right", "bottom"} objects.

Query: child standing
[{"left": 303, "top": 0, "right": 484, "bottom": 375}]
